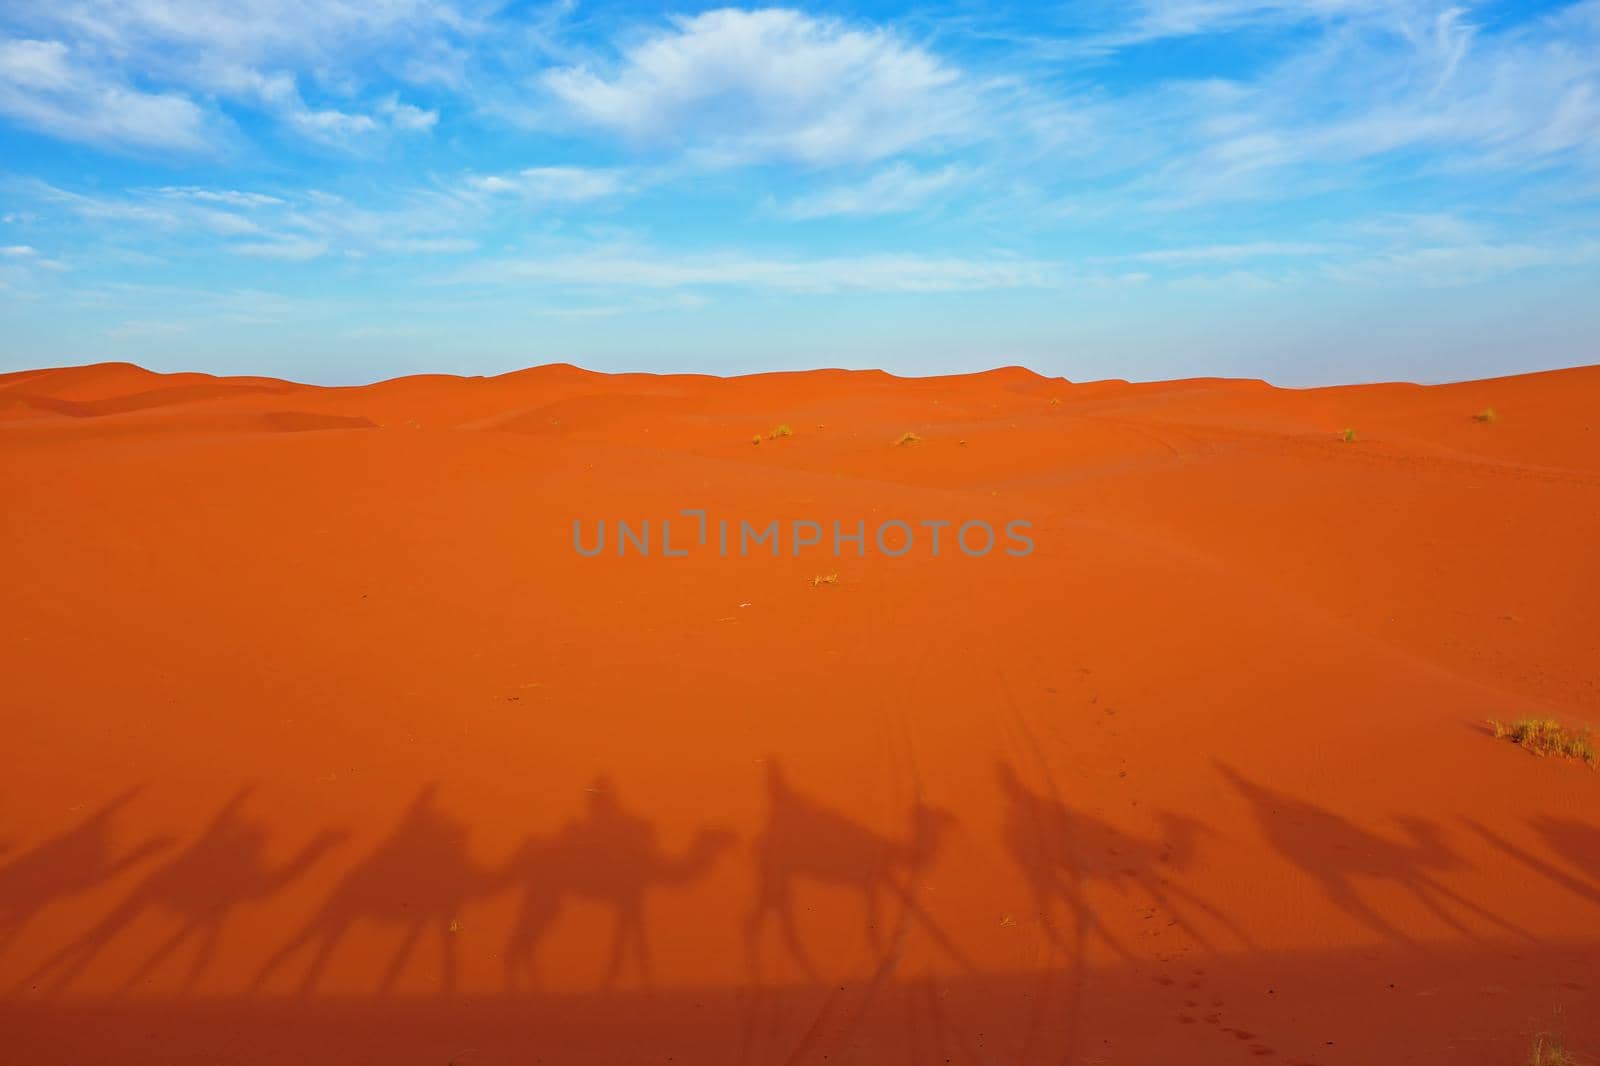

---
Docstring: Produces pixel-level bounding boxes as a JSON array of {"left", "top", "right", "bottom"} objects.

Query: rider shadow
[
  {"left": 499, "top": 775, "right": 735, "bottom": 995},
  {"left": 252, "top": 785, "right": 500, "bottom": 998},
  {"left": 994, "top": 760, "right": 1249, "bottom": 964},
  {"left": 743, "top": 758, "right": 970, "bottom": 984},
  {"left": 1, "top": 787, "right": 172, "bottom": 970},
  {"left": 18, "top": 788, "right": 347, "bottom": 996},
  {"left": 1218, "top": 762, "right": 1532, "bottom": 944}
]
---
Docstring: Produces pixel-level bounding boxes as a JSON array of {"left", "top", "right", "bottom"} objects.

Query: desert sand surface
[{"left": 2, "top": 359, "right": 1598, "bottom": 1065}]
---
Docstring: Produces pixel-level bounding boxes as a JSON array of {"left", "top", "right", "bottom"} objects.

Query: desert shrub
[{"left": 1490, "top": 718, "right": 1596, "bottom": 767}]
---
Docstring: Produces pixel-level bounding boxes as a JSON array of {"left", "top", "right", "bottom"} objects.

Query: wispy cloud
[
  {"left": 152, "top": 187, "right": 284, "bottom": 208},
  {"left": 447, "top": 248, "right": 1064, "bottom": 294},
  {"left": 538, "top": 9, "right": 978, "bottom": 165},
  {"left": 229, "top": 236, "right": 330, "bottom": 261},
  {"left": 0, "top": 36, "right": 213, "bottom": 150},
  {"left": 0, "top": 0, "right": 465, "bottom": 150},
  {"left": 1112, "top": 2, "right": 1600, "bottom": 208},
  {"left": 778, "top": 163, "right": 974, "bottom": 219},
  {"left": 1323, "top": 237, "right": 1600, "bottom": 286},
  {"left": 1122, "top": 241, "right": 1332, "bottom": 263},
  {"left": 466, "top": 166, "right": 631, "bottom": 203},
  {"left": 12, "top": 178, "right": 488, "bottom": 261}
]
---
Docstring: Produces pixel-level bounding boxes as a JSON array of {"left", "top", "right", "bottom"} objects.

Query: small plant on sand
[
  {"left": 1338, "top": 427, "right": 1357, "bottom": 443},
  {"left": 1489, "top": 717, "right": 1597, "bottom": 767},
  {"left": 770, "top": 423, "right": 793, "bottom": 438},
  {"left": 1529, "top": 1031, "right": 1571, "bottom": 1066},
  {"left": 895, "top": 431, "right": 922, "bottom": 445},
  {"left": 1475, "top": 407, "right": 1498, "bottom": 423},
  {"left": 809, "top": 572, "right": 839, "bottom": 588},
  {"left": 1529, "top": 1006, "right": 1573, "bottom": 1066}
]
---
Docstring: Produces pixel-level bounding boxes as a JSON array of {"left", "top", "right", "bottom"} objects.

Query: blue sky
[{"left": 1, "top": 0, "right": 1597, "bottom": 385}]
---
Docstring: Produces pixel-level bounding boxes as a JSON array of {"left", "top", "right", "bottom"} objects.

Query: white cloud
[
  {"left": 373, "top": 236, "right": 476, "bottom": 254},
  {"left": 448, "top": 248, "right": 1062, "bottom": 293},
  {"left": 780, "top": 163, "right": 972, "bottom": 219},
  {"left": 2, "top": 244, "right": 38, "bottom": 256},
  {"left": 0, "top": 0, "right": 465, "bottom": 149},
  {"left": 1324, "top": 238, "right": 1600, "bottom": 286},
  {"left": 1107, "top": 0, "right": 1394, "bottom": 46},
  {"left": 1119, "top": 2, "right": 1600, "bottom": 208},
  {"left": 14, "top": 178, "right": 494, "bottom": 262},
  {"left": 153, "top": 187, "right": 284, "bottom": 207},
  {"left": 467, "top": 166, "right": 630, "bottom": 202},
  {"left": 1124, "top": 241, "right": 1331, "bottom": 263},
  {"left": 379, "top": 95, "right": 438, "bottom": 132},
  {"left": 228, "top": 236, "right": 330, "bottom": 261},
  {"left": 288, "top": 106, "right": 379, "bottom": 139},
  {"left": 540, "top": 9, "right": 976, "bottom": 165},
  {"left": 0, "top": 36, "right": 212, "bottom": 150}
]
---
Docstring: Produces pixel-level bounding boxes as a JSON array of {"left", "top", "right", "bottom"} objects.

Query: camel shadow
[
  {"left": 1218, "top": 762, "right": 1532, "bottom": 944},
  {"left": 251, "top": 785, "right": 499, "bottom": 998},
  {"left": 499, "top": 775, "right": 735, "bottom": 994},
  {"left": 1465, "top": 814, "right": 1600, "bottom": 908},
  {"left": 995, "top": 760, "right": 1249, "bottom": 962},
  {"left": 1, "top": 787, "right": 173, "bottom": 972},
  {"left": 1530, "top": 815, "right": 1600, "bottom": 894},
  {"left": 743, "top": 758, "right": 969, "bottom": 983},
  {"left": 18, "top": 788, "right": 347, "bottom": 996}
]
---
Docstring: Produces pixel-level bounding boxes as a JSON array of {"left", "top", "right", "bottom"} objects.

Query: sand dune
[{"left": 2, "top": 360, "right": 1597, "bottom": 1064}]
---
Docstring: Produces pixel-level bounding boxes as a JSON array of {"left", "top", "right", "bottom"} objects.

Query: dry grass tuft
[
  {"left": 1529, "top": 1006, "right": 1574, "bottom": 1066},
  {"left": 1489, "top": 717, "right": 1597, "bottom": 767},
  {"left": 1338, "top": 427, "right": 1357, "bottom": 443},
  {"left": 1530, "top": 1032, "right": 1571, "bottom": 1066},
  {"left": 809, "top": 573, "right": 839, "bottom": 588},
  {"left": 1474, "top": 407, "right": 1498, "bottom": 423},
  {"left": 895, "top": 431, "right": 923, "bottom": 446},
  {"left": 770, "top": 423, "right": 793, "bottom": 438}
]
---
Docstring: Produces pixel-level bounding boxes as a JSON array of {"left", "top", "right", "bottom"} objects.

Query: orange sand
[{"left": 1, "top": 360, "right": 1597, "bottom": 1064}]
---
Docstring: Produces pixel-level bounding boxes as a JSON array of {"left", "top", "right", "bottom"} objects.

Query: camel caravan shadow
[
  {"left": 6, "top": 766, "right": 1246, "bottom": 1004},
  {"left": 12, "top": 760, "right": 1571, "bottom": 1005}
]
